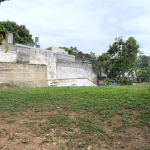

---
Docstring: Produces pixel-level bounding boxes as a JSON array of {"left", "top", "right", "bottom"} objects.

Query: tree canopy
[
  {"left": 46, "top": 47, "right": 52, "bottom": 51},
  {"left": 136, "top": 55, "right": 150, "bottom": 68},
  {"left": 0, "top": 24, "right": 9, "bottom": 52},
  {"left": 0, "top": 0, "right": 8, "bottom": 5},
  {"left": 59, "top": 46, "right": 78, "bottom": 56},
  {"left": 98, "top": 37, "right": 140, "bottom": 84},
  {"left": 0, "top": 0, "right": 7, "bottom": 3},
  {"left": 0, "top": 20, "right": 34, "bottom": 45},
  {"left": 135, "top": 54, "right": 150, "bottom": 82}
]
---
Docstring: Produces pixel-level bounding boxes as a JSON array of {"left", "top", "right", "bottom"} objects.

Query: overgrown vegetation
[
  {"left": 0, "top": 84, "right": 150, "bottom": 149},
  {"left": 98, "top": 37, "right": 140, "bottom": 85},
  {"left": 0, "top": 20, "right": 34, "bottom": 45},
  {"left": 0, "top": 0, "right": 7, "bottom": 4},
  {"left": 0, "top": 24, "right": 9, "bottom": 52}
]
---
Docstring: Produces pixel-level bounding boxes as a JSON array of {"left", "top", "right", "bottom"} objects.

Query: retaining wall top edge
[
  {"left": 56, "top": 53, "right": 75, "bottom": 58},
  {"left": 0, "top": 62, "right": 47, "bottom": 66}
]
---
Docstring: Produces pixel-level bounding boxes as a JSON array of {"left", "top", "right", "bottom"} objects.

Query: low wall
[
  {"left": 57, "top": 61, "right": 93, "bottom": 72},
  {"left": 0, "top": 45, "right": 17, "bottom": 63},
  {"left": 56, "top": 61, "right": 97, "bottom": 84},
  {"left": 56, "top": 53, "right": 75, "bottom": 62},
  {"left": 51, "top": 47, "right": 68, "bottom": 54},
  {"left": 0, "top": 63, "right": 47, "bottom": 87},
  {"left": 48, "top": 78, "right": 96, "bottom": 86}
]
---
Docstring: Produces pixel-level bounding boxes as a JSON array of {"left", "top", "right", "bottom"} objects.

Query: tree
[
  {"left": 0, "top": 21, "right": 34, "bottom": 44},
  {"left": 0, "top": 24, "right": 6, "bottom": 43},
  {"left": 98, "top": 37, "right": 140, "bottom": 84},
  {"left": 98, "top": 53, "right": 111, "bottom": 77},
  {"left": 0, "top": 0, "right": 7, "bottom": 2},
  {"left": 0, "top": 0, "right": 7, "bottom": 5},
  {"left": 136, "top": 67, "right": 150, "bottom": 82},
  {"left": 104, "top": 78, "right": 113, "bottom": 85},
  {"left": 59, "top": 46, "right": 78, "bottom": 56},
  {"left": 46, "top": 47, "right": 52, "bottom": 51},
  {"left": 136, "top": 55, "right": 150, "bottom": 82},
  {"left": 0, "top": 24, "right": 9, "bottom": 52},
  {"left": 136, "top": 55, "right": 150, "bottom": 68}
]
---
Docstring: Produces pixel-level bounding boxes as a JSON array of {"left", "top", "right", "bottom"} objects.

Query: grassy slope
[
  {"left": 0, "top": 84, "right": 150, "bottom": 149},
  {"left": 0, "top": 85, "right": 150, "bottom": 125}
]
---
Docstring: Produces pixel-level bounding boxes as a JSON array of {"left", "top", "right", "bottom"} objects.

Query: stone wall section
[
  {"left": 0, "top": 62, "right": 47, "bottom": 87},
  {"left": 0, "top": 45, "right": 17, "bottom": 63}
]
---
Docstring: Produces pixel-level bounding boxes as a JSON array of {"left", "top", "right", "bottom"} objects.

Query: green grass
[
  {"left": 0, "top": 85, "right": 150, "bottom": 127},
  {"left": 0, "top": 84, "right": 150, "bottom": 149}
]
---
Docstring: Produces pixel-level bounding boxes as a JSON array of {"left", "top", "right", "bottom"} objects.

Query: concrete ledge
[{"left": 48, "top": 78, "right": 97, "bottom": 86}]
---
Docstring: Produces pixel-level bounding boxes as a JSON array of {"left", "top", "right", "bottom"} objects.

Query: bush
[
  {"left": 104, "top": 78, "right": 112, "bottom": 85},
  {"left": 123, "top": 77, "right": 132, "bottom": 85}
]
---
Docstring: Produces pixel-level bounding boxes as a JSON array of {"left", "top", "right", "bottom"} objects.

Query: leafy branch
[{"left": 0, "top": 24, "right": 9, "bottom": 52}]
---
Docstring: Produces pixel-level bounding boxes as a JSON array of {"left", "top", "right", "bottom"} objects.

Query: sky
[{"left": 0, "top": 0, "right": 150, "bottom": 56}]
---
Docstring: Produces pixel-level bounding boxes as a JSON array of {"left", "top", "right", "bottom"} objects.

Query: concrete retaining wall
[
  {"left": 48, "top": 78, "right": 96, "bottom": 86},
  {"left": 0, "top": 44, "right": 97, "bottom": 87},
  {"left": 0, "top": 62, "right": 47, "bottom": 87},
  {"left": 56, "top": 53, "right": 75, "bottom": 62},
  {"left": 0, "top": 45, "right": 17, "bottom": 62},
  {"left": 56, "top": 61, "right": 97, "bottom": 84}
]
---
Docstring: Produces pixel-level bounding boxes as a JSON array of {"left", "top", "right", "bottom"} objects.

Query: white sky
[{"left": 1, "top": 0, "right": 150, "bottom": 56}]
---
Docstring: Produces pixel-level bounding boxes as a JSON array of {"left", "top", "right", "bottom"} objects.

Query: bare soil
[
  {"left": 0, "top": 83, "right": 16, "bottom": 89},
  {"left": 0, "top": 110, "right": 150, "bottom": 150}
]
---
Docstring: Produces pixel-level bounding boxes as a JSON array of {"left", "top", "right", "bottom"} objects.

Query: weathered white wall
[
  {"left": 48, "top": 78, "right": 96, "bottom": 86},
  {"left": 57, "top": 53, "right": 75, "bottom": 62},
  {"left": 29, "top": 48, "right": 57, "bottom": 80},
  {"left": 7, "top": 33, "right": 13, "bottom": 44},
  {"left": 0, "top": 45, "right": 17, "bottom": 62},
  {"left": 56, "top": 61, "right": 97, "bottom": 83},
  {"left": 0, "top": 62, "right": 47, "bottom": 87},
  {"left": 0, "top": 44, "right": 97, "bottom": 86},
  {"left": 57, "top": 66, "right": 93, "bottom": 80},
  {"left": 51, "top": 46, "right": 68, "bottom": 54}
]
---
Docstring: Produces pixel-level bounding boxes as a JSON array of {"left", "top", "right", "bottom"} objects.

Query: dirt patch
[
  {"left": 0, "top": 83, "right": 16, "bottom": 89},
  {"left": 102, "top": 110, "right": 150, "bottom": 149},
  {"left": 0, "top": 110, "right": 150, "bottom": 150}
]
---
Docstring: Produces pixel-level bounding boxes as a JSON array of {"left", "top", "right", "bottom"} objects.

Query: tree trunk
[{"left": 120, "top": 72, "right": 125, "bottom": 85}]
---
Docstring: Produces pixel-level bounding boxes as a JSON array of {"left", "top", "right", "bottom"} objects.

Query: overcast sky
[{"left": 0, "top": 0, "right": 150, "bottom": 56}]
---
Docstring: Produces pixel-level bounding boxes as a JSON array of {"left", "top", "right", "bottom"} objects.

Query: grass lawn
[{"left": 0, "top": 84, "right": 150, "bottom": 149}]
